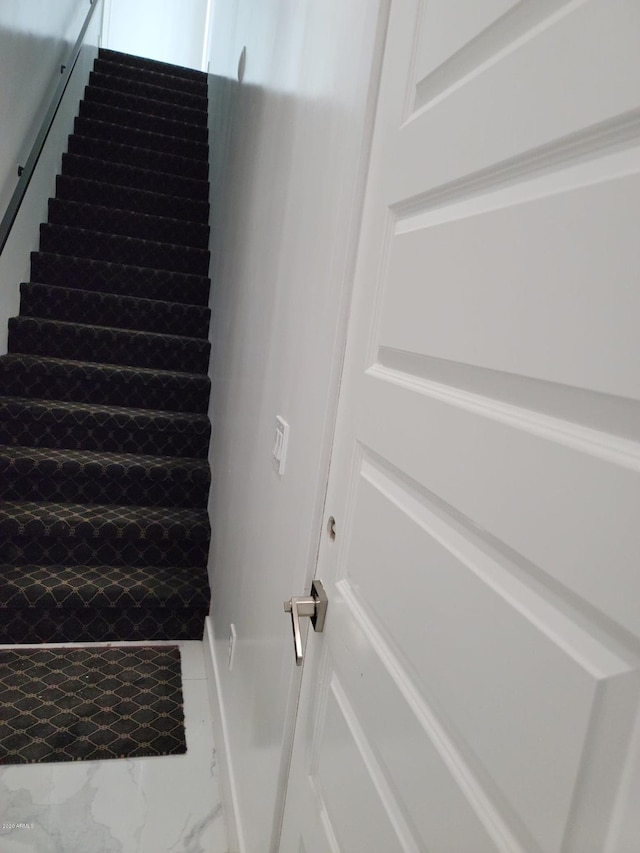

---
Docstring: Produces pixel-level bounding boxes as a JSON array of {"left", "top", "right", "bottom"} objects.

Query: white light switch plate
[{"left": 272, "top": 416, "right": 289, "bottom": 475}]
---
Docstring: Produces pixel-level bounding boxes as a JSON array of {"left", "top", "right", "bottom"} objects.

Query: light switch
[{"left": 272, "top": 416, "right": 289, "bottom": 475}]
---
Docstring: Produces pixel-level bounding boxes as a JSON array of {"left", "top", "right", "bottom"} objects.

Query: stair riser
[
  {"left": 0, "top": 610, "right": 208, "bottom": 644},
  {"left": 0, "top": 537, "right": 209, "bottom": 569},
  {"left": 0, "top": 407, "right": 210, "bottom": 459},
  {"left": 0, "top": 562, "right": 209, "bottom": 609},
  {"left": 31, "top": 252, "right": 210, "bottom": 306},
  {"left": 84, "top": 84, "right": 206, "bottom": 128},
  {"left": 20, "top": 283, "right": 211, "bottom": 338},
  {"left": 47, "top": 198, "right": 210, "bottom": 250},
  {"left": 89, "top": 70, "right": 207, "bottom": 111},
  {"left": 79, "top": 99, "right": 208, "bottom": 143},
  {"left": 39, "top": 224, "right": 210, "bottom": 276},
  {"left": 9, "top": 317, "right": 211, "bottom": 373},
  {"left": 62, "top": 152, "right": 209, "bottom": 202},
  {"left": 94, "top": 57, "right": 208, "bottom": 98},
  {"left": 99, "top": 48, "right": 207, "bottom": 84},
  {"left": 0, "top": 362, "right": 210, "bottom": 414},
  {"left": 67, "top": 134, "right": 208, "bottom": 181},
  {"left": 74, "top": 116, "right": 209, "bottom": 163},
  {"left": 0, "top": 469, "right": 210, "bottom": 510},
  {"left": 55, "top": 174, "right": 210, "bottom": 224}
]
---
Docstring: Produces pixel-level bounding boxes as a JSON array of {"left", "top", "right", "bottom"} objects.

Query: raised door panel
[{"left": 415, "top": 0, "right": 519, "bottom": 79}]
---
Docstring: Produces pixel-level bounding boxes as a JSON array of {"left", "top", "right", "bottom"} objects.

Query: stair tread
[
  {"left": 9, "top": 317, "right": 210, "bottom": 376},
  {"left": 0, "top": 395, "right": 210, "bottom": 458},
  {"left": 10, "top": 315, "right": 209, "bottom": 345},
  {"left": 74, "top": 115, "right": 209, "bottom": 161},
  {"left": 0, "top": 500, "right": 210, "bottom": 539},
  {"left": 55, "top": 174, "right": 209, "bottom": 224},
  {"left": 39, "top": 223, "right": 210, "bottom": 276},
  {"left": 0, "top": 445, "right": 210, "bottom": 509},
  {"left": 62, "top": 151, "right": 209, "bottom": 201},
  {"left": 20, "top": 282, "right": 210, "bottom": 332},
  {"left": 68, "top": 133, "right": 208, "bottom": 181},
  {"left": 99, "top": 48, "right": 207, "bottom": 83},
  {"left": 84, "top": 84, "right": 206, "bottom": 128},
  {"left": 0, "top": 353, "right": 210, "bottom": 415},
  {"left": 0, "top": 563, "right": 210, "bottom": 607},
  {"left": 47, "top": 198, "right": 210, "bottom": 249},
  {"left": 0, "top": 444, "right": 209, "bottom": 473},
  {"left": 94, "top": 56, "right": 208, "bottom": 97},
  {"left": 79, "top": 99, "right": 208, "bottom": 143},
  {"left": 0, "top": 394, "right": 210, "bottom": 426},
  {"left": 0, "top": 352, "right": 210, "bottom": 383},
  {"left": 31, "top": 252, "right": 210, "bottom": 305},
  {"left": 88, "top": 70, "right": 207, "bottom": 111}
]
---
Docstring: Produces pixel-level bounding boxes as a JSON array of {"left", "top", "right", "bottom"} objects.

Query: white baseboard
[{"left": 203, "top": 615, "right": 247, "bottom": 853}]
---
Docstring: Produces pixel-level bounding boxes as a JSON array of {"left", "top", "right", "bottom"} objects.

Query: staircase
[{"left": 0, "top": 49, "right": 212, "bottom": 644}]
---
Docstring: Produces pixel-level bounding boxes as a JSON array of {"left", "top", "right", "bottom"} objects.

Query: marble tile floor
[{"left": 0, "top": 640, "right": 229, "bottom": 853}]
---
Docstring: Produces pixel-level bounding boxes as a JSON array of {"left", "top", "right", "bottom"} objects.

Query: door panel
[
  {"left": 415, "top": 0, "right": 519, "bottom": 80},
  {"left": 360, "top": 378, "right": 640, "bottom": 638},
  {"left": 398, "top": 0, "right": 640, "bottom": 199},
  {"left": 315, "top": 674, "right": 413, "bottom": 852},
  {"left": 381, "top": 170, "right": 640, "bottom": 400},
  {"left": 346, "top": 456, "right": 635, "bottom": 852},
  {"left": 280, "top": 1, "right": 640, "bottom": 850}
]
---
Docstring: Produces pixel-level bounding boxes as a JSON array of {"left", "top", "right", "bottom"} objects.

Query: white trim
[
  {"left": 201, "top": 0, "right": 215, "bottom": 72},
  {"left": 203, "top": 616, "right": 246, "bottom": 853},
  {"left": 101, "top": 0, "right": 113, "bottom": 50}
]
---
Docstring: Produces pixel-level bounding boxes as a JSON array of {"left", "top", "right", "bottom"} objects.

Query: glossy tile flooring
[{"left": 0, "top": 641, "right": 228, "bottom": 852}]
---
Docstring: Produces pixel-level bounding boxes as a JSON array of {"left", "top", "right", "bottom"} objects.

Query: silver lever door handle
[{"left": 283, "top": 580, "right": 328, "bottom": 666}]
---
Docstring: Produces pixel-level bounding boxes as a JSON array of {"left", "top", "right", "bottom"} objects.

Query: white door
[{"left": 280, "top": 1, "right": 640, "bottom": 851}]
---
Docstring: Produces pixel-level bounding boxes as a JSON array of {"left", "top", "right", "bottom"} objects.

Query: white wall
[
  {"left": 102, "top": 0, "right": 211, "bottom": 70},
  {"left": 0, "top": 0, "right": 100, "bottom": 354},
  {"left": 0, "top": 0, "right": 87, "bottom": 226},
  {"left": 206, "top": 2, "right": 385, "bottom": 851}
]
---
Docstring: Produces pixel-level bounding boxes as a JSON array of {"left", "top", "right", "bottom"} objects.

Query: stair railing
[{"left": 0, "top": 0, "right": 103, "bottom": 257}]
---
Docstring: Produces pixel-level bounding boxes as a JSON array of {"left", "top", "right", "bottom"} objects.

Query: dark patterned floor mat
[{"left": 0, "top": 645, "right": 185, "bottom": 764}]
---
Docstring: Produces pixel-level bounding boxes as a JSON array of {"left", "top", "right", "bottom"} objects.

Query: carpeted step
[
  {"left": 0, "top": 446, "right": 210, "bottom": 509},
  {"left": 0, "top": 354, "right": 210, "bottom": 413},
  {"left": 47, "top": 198, "right": 210, "bottom": 250},
  {"left": 30, "top": 252, "right": 210, "bottom": 306},
  {"left": 8, "top": 316, "right": 210, "bottom": 373},
  {"left": 0, "top": 501, "right": 210, "bottom": 586},
  {"left": 94, "top": 57, "right": 208, "bottom": 98},
  {"left": 88, "top": 70, "right": 207, "bottom": 112},
  {"left": 84, "top": 84, "right": 206, "bottom": 129},
  {"left": 78, "top": 98, "right": 208, "bottom": 144},
  {"left": 0, "top": 501, "right": 210, "bottom": 553},
  {"left": 55, "top": 174, "right": 209, "bottom": 224},
  {"left": 73, "top": 115, "right": 209, "bottom": 162},
  {"left": 39, "top": 224, "right": 210, "bottom": 276},
  {"left": 99, "top": 47, "right": 207, "bottom": 84},
  {"left": 62, "top": 152, "right": 209, "bottom": 202},
  {"left": 0, "top": 396, "right": 210, "bottom": 458},
  {"left": 19, "top": 283, "right": 211, "bottom": 338},
  {"left": 67, "top": 133, "right": 208, "bottom": 181},
  {"left": 0, "top": 563, "right": 210, "bottom": 643}
]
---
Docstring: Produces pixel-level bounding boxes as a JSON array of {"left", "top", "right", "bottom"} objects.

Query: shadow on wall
[{"left": 207, "top": 74, "right": 299, "bottom": 601}]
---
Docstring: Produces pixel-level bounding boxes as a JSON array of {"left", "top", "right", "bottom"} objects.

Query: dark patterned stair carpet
[
  {"left": 0, "top": 646, "right": 185, "bottom": 764},
  {"left": 31, "top": 252, "right": 210, "bottom": 304},
  {"left": 0, "top": 49, "right": 212, "bottom": 644}
]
